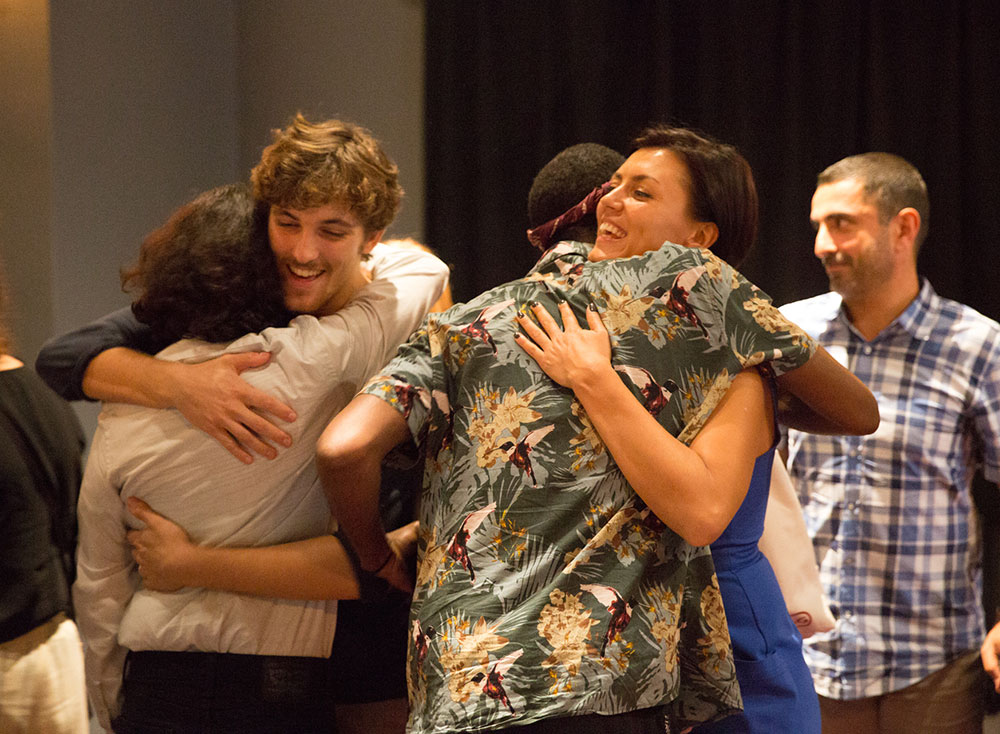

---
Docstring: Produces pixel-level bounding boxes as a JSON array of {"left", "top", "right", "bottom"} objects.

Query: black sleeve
[{"left": 34, "top": 307, "right": 171, "bottom": 401}]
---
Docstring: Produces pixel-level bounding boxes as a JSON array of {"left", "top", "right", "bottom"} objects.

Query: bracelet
[
  {"left": 334, "top": 530, "right": 392, "bottom": 603},
  {"left": 366, "top": 546, "right": 395, "bottom": 575}
]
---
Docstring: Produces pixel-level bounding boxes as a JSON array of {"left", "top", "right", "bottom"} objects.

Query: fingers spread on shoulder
[
  {"left": 530, "top": 301, "right": 563, "bottom": 336},
  {"left": 585, "top": 303, "right": 608, "bottom": 333},
  {"left": 244, "top": 392, "right": 296, "bottom": 436},
  {"left": 556, "top": 300, "right": 583, "bottom": 331},
  {"left": 514, "top": 312, "right": 549, "bottom": 349}
]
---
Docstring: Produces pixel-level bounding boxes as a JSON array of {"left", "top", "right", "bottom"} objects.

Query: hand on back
[{"left": 170, "top": 351, "right": 297, "bottom": 463}]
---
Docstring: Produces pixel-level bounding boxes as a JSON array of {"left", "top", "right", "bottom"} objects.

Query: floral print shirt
[{"left": 363, "top": 241, "right": 815, "bottom": 733}]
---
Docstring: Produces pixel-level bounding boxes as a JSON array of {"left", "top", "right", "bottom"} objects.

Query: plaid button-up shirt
[{"left": 782, "top": 280, "right": 1000, "bottom": 699}]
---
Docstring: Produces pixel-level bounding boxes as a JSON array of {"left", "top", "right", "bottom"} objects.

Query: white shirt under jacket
[{"left": 73, "top": 244, "right": 449, "bottom": 731}]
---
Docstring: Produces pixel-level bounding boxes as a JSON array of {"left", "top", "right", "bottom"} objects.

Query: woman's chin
[{"left": 588, "top": 240, "right": 624, "bottom": 262}]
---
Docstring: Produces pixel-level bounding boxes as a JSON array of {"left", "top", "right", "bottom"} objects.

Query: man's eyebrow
[
  {"left": 810, "top": 212, "right": 853, "bottom": 228},
  {"left": 319, "top": 217, "right": 355, "bottom": 227}
]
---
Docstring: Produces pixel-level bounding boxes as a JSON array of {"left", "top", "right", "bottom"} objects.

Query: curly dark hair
[
  {"left": 632, "top": 126, "right": 758, "bottom": 267},
  {"left": 121, "top": 183, "right": 293, "bottom": 344},
  {"left": 527, "top": 143, "right": 625, "bottom": 239}
]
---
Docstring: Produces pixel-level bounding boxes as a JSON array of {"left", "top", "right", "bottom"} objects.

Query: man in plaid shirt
[{"left": 781, "top": 153, "right": 1000, "bottom": 734}]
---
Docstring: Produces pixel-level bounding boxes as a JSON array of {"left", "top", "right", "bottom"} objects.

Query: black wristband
[
  {"left": 368, "top": 547, "right": 395, "bottom": 575},
  {"left": 335, "top": 530, "right": 392, "bottom": 604}
]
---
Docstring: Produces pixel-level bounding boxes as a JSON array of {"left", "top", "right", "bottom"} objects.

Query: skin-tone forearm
[
  {"left": 126, "top": 496, "right": 355, "bottom": 597},
  {"left": 84, "top": 347, "right": 296, "bottom": 464},
  {"left": 316, "top": 395, "right": 415, "bottom": 591},
  {"left": 126, "top": 497, "right": 420, "bottom": 600},
  {"left": 774, "top": 344, "right": 879, "bottom": 436},
  {"left": 983, "top": 621, "right": 1000, "bottom": 692},
  {"left": 515, "top": 302, "right": 772, "bottom": 547},
  {"left": 169, "top": 536, "right": 359, "bottom": 600},
  {"left": 83, "top": 347, "right": 183, "bottom": 407}
]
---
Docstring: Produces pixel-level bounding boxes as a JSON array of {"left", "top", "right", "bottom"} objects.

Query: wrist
[
  {"left": 154, "top": 360, "right": 188, "bottom": 409},
  {"left": 360, "top": 544, "right": 394, "bottom": 574},
  {"left": 335, "top": 530, "right": 392, "bottom": 602},
  {"left": 361, "top": 546, "right": 395, "bottom": 576},
  {"left": 568, "top": 362, "right": 618, "bottom": 398},
  {"left": 176, "top": 543, "right": 214, "bottom": 588}
]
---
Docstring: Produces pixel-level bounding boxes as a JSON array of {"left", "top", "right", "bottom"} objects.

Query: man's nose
[
  {"left": 814, "top": 225, "right": 836, "bottom": 259},
  {"left": 290, "top": 231, "right": 320, "bottom": 262}
]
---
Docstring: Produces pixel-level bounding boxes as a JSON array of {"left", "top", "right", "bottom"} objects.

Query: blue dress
[{"left": 693, "top": 441, "right": 821, "bottom": 733}]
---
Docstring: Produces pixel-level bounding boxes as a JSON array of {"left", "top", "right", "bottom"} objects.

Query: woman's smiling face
[{"left": 590, "top": 147, "right": 717, "bottom": 262}]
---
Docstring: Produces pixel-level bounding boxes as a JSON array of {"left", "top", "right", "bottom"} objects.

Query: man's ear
[
  {"left": 686, "top": 221, "right": 719, "bottom": 250},
  {"left": 362, "top": 229, "right": 385, "bottom": 254},
  {"left": 891, "top": 208, "right": 920, "bottom": 256}
]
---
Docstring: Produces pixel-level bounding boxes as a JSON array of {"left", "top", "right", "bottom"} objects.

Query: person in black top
[{"left": 0, "top": 257, "right": 88, "bottom": 733}]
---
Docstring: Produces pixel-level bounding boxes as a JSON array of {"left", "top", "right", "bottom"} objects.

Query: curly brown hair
[
  {"left": 251, "top": 114, "right": 402, "bottom": 234},
  {"left": 121, "top": 184, "right": 293, "bottom": 344}
]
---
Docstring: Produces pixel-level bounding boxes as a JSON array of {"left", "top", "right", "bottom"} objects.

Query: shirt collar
[
  {"left": 527, "top": 239, "right": 592, "bottom": 277},
  {"left": 837, "top": 277, "right": 937, "bottom": 341}
]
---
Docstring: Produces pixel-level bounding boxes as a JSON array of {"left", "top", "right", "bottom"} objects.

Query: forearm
[
  {"left": 35, "top": 306, "right": 163, "bottom": 401},
  {"left": 317, "top": 395, "right": 411, "bottom": 569},
  {"left": 572, "top": 368, "right": 759, "bottom": 546},
  {"left": 172, "top": 536, "right": 359, "bottom": 600},
  {"left": 82, "top": 348, "right": 182, "bottom": 406},
  {"left": 775, "top": 345, "right": 879, "bottom": 435}
]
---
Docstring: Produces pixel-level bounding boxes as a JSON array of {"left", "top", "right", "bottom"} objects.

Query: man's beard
[{"left": 822, "top": 237, "right": 893, "bottom": 302}]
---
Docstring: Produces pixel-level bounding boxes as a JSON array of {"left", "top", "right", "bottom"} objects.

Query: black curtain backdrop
[{"left": 424, "top": 1, "right": 1000, "bottom": 321}]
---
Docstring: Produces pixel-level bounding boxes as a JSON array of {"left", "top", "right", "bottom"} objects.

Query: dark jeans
[
  {"left": 445, "top": 707, "right": 666, "bottom": 734},
  {"left": 113, "top": 650, "right": 336, "bottom": 734}
]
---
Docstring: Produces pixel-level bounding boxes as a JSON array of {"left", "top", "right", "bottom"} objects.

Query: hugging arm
[
  {"left": 983, "top": 622, "right": 1000, "bottom": 693},
  {"left": 125, "top": 497, "right": 419, "bottom": 600},
  {"left": 35, "top": 307, "right": 295, "bottom": 463},
  {"left": 84, "top": 348, "right": 295, "bottom": 464},
  {"left": 516, "top": 302, "right": 773, "bottom": 547},
  {"left": 774, "top": 344, "right": 879, "bottom": 435},
  {"left": 35, "top": 307, "right": 164, "bottom": 401},
  {"left": 316, "top": 395, "right": 415, "bottom": 592}
]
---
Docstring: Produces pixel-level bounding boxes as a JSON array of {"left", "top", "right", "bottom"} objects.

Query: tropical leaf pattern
[{"left": 363, "top": 240, "right": 815, "bottom": 732}]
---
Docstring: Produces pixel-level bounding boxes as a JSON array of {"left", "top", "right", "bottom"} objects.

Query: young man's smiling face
[{"left": 267, "top": 202, "right": 382, "bottom": 316}]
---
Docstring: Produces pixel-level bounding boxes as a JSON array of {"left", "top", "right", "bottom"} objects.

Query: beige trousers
[{"left": 0, "top": 614, "right": 89, "bottom": 734}]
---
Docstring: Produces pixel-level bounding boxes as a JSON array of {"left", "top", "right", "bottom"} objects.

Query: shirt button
[
  {"left": 862, "top": 345, "right": 873, "bottom": 355},
  {"left": 844, "top": 556, "right": 855, "bottom": 566}
]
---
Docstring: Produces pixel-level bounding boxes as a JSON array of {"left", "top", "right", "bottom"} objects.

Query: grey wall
[
  {"left": 0, "top": 0, "right": 425, "bottom": 439},
  {"left": 0, "top": 0, "right": 54, "bottom": 365},
  {"left": 235, "top": 0, "right": 425, "bottom": 239},
  {"left": 49, "top": 1, "right": 241, "bottom": 339}
]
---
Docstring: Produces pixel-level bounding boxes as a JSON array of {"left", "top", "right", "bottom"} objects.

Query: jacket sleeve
[{"left": 34, "top": 308, "right": 170, "bottom": 401}]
